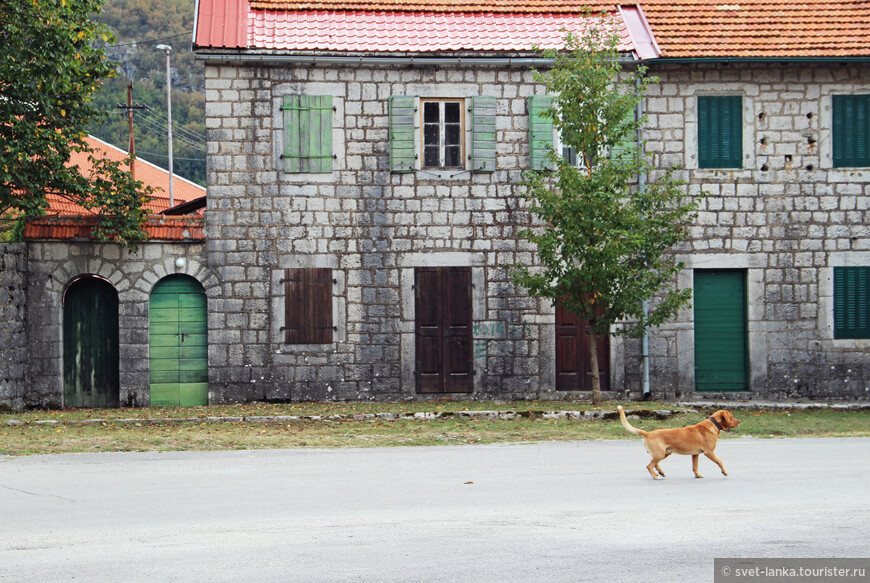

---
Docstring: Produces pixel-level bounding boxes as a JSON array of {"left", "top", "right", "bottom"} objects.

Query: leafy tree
[
  {"left": 87, "top": 0, "right": 206, "bottom": 186},
  {"left": 0, "top": 0, "right": 150, "bottom": 246},
  {"left": 511, "top": 23, "right": 700, "bottom": 403}
]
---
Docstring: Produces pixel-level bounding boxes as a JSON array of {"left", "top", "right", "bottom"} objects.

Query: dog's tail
[{"left": 617, "top": 405, "right": 647, "bottom": 437}]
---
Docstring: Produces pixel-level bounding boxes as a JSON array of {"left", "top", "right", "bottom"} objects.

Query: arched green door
[
  {"left": 63, "top": 276, "right": 120, "bottom": 408},
  {"left": 149, "top": 275, "right": 208, "bottom": 406}
]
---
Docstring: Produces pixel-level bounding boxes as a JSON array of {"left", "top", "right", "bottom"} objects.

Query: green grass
[{"left": 1, "top": 402, "right": 868, "bottom": 456}]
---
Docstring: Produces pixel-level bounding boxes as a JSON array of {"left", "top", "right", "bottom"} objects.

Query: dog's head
[{"left": 711, "top": 409, "right": 740, "bottom": 430}]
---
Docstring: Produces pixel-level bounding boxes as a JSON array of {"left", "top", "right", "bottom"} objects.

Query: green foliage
[
  {"left": 512, "top": 22, "right": 700, "bottom": 380},
  {"left": 89, "top": 76, "right": 206, "bottom": 186},
  {"left": 88, "top": 0, "right": 205, "bottom": 185},
  {"left": 0, "top": 0, "right": 150, "bottom": 247}
]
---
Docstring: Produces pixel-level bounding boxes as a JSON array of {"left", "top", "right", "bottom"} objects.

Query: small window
[
  {"left": 421, "top": 99, "right": 464, "bottom": 169},
  {"left": 834, "top": 266, "right": 870, "bottom": 339},
  {"left": 282, "top": 268, "right": 334, "bottom": 344},
  {"left": 832, "top": 95, "right": 870, "bottom": 168},
  {"left": 698, "top": 95, "right": 742, "bottom": 169},
  {"left": 282, "top": 95, "right": 333, "bottom": 173}
]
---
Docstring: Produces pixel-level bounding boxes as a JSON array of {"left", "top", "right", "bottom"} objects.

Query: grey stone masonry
[
  {"left": 23, "top": 241, "right": 214, "bottom": 408},
  {"left": 0, "top": 243, "right": 27, "bottom": 411},
  {"left": 204, "top": 63, "right": 565, "bottom": 403},
  {"left": 631, "top": 62, "right": 870, "bottom": 401},
  {"left": 203, "top": 59, "right": 869, "bottom": 404}
]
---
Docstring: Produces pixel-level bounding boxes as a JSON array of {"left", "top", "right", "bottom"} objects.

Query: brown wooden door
[
  {"left": 555, "top": 305, "right": 610, "bottom": 392},
  {"left": 415, "top": 267, "right": 473, "bottom": 394}
]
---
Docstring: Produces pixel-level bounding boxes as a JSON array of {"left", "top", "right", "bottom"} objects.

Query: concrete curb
[
  {"left": 7, "top": 408, "right": 679, "bottom": 427},
  {"left": 6, "top": 402, "right": 867, "bottom": 427}
]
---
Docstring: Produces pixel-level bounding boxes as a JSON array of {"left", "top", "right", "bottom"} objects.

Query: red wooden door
[
  {"left": 415, "top": 267, "right": 473, "bottom": 394},
  {"left": 555, "top": 305, "right": 610, "bottom": 392}
]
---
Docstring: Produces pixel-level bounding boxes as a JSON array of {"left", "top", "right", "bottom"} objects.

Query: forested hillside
[{"left": 89, "top": 0, "right": 206, "bottom": 185}]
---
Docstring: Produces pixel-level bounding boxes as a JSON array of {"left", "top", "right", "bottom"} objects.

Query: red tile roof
[
  {"left": 54, "top": 135, "right": 205, "bottom": 216},
  {"left": 196, "top": 0, "right": 251, "bottom": 48},
  {"left": 249, "top": 10, "right": 635, "bottom": 53},
  {"left": 641, "top": 0, "right": 870, "bottom": 58},
  {"left": 250, "top": 0, "right": 615, "bottom": 11},
  {"left": 195, "top": 0, "right": 870, "bottom": 58},
  {"left": 23, "top": 216, "right": 206, "bottom": 242},
  {"left": 195, "top": 0, "right": 652, "bottom": 56}
]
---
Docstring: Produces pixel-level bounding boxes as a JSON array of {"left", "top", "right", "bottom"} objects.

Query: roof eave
[
  {"left": 193, "top": 48, "right": 641, "bottom": 66},
  {"left": 648, "top": 56, "right": 870, "bottom": 64}
]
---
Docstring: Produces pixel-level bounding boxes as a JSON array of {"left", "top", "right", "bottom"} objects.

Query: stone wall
[
  {"left": 203, "top": 63, "right": 579, "bottom": 403},
  {"left": 203, "top": 60, "right": 869, "bottom": 403},
  {"left": 24, "top": 241, "right": 212, "bottom": 407},
  {"left": 630, "top": 62, "right": 870, "bottom": 400},
  {"left": 0, "top": 243, "right": 27, "bottom": 411}
]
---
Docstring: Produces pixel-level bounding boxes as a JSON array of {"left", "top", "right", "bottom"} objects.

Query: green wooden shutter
[
  {"left": 610, "top": 106, "right": 637, "bottom": 163},
  {"left": 834, "top": 267, "right": 870, "bottom": 339},
  {"left": 282, "top": 95, "right": 333, "bottom": 173},
  {"left": 529, "top": 95, "right": 555, "bottom": 171},
  {"left": 470, "top": 96, "right": 496, "bottom": 172},
  {"left": 833, "top": 95, "right": 870, "bottom": 168},
  {"left": 698, "top": 95, "right": 742, "bottom": 168},
  {"left": 389, "top": 96, "right": 416, "bottom": 172}
]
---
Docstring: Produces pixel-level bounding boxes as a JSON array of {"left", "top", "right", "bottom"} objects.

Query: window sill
[{"left": 415, "top": 168, "right": 473, "bottom": 181}]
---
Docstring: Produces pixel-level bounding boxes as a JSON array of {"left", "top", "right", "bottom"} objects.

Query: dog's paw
[{"left": 694, "top": 474, "right": 705, "bottom": 479}]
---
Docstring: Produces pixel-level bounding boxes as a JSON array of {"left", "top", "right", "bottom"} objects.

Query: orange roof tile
[
  {"left": 50, "top": 135, "right": 205, "bottom": 216},
  {"left": 641, "top": 0, "right": 870, "bottom": 58},
  {"left": 23, "top": 216, "right": 206, "bottom": 242}
]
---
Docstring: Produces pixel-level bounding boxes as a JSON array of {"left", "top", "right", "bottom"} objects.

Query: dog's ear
[{"left": 721, "top": 410, "right": 740, "bottom": 428}]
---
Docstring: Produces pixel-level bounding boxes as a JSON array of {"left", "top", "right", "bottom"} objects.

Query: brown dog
[{"left": 617, "top": 406, "right": 739, "bottom": 479}]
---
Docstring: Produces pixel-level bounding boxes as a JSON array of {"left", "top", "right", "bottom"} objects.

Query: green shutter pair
[
  {"left": 388, "top": 96, "right": 497, "bottom": 173},
  {"left": 833, "top": 95, "right": 870, "bottom": 168},
  {"left": 283, "top": 95, "right": 333, "bottom": 173},
  {"left": 698, "top": 95, "right": 743, "bottom": 169},
  {"left": 529, "top": 96, "right": 638, "bottom": 170},
  {"left": 834, "top": 266, "right": 870, "bottom": 339}
]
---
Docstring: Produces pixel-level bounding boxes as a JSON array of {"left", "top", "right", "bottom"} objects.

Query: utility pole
[
  {"left": 115, "top": 81, "right": 148, "bottom": 180},
  {"left": 155, "top": 44, "right": 174, "bottom": 206}
]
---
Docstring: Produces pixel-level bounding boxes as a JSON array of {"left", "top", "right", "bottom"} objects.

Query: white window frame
[{"left": 420, "top": 98, "right": 465, "bottom": 170}]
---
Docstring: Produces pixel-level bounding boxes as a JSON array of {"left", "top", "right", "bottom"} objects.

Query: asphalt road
[{"left": 2, "top": 437, "right": 868, "bottom": 582}]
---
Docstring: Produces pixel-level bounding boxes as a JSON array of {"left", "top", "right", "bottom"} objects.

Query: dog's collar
[{"left": 707, "top": 415, "right": 723, "bottom": 431}]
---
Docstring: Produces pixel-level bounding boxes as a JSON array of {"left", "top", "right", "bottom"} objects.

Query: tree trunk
[{"left": 588, "top": 329, "right": 602, "bottom": 405}]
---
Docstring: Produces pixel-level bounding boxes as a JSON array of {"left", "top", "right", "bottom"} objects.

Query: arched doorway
[
  {"left": 149, "top": 275, "right": 208, "bottom": 406},
  {"left": 63, "top": 276, "right": 120, "bottom": 407}
]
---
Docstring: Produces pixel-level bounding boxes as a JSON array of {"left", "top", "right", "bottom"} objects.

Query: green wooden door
[
  {"left": 693, "top": 270, "right": 748, "bottom": 392},
  {"left": 149, "top": 275, "right": 208, "bottom": 406},
  {"left": 63, "top": 276, "right": 120, "bottom": 408}
]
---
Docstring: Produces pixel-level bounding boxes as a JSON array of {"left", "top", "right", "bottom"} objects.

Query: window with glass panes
[{"left": 422, "top": 99, "right": 464, "bottom": 169}]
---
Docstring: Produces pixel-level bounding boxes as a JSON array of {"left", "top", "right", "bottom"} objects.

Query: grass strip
[{"left": 2, "top": 403, "right": 869, "bottom": 456}]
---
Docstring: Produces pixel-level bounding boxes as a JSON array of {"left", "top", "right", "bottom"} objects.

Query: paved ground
[{"left": 2, "top": 437, "right": 868, "bottom": 582}]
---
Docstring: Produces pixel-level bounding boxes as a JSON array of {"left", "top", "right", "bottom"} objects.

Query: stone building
[
  {"left": 0, "top": 139, "right": 209, "bottom": 410},
  {"left": 189, "top": 0, "right": 869, "bottom": 404},
  {"left": 3, "top": 0, "right": 869, "bottom": 410}
]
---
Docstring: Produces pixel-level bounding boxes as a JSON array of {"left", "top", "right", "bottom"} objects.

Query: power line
[
  {"left": 139, "top": 110, "right": 205, "bottom": 147},
  {"left": 136, "top": 115, "right": 206, "bottom": 152},
  {"left": 136, "top": 150, "right": 205, "bottom": 163},
  {"left": 107, "top": 108, "right": 206, "bottom": 149},
  {"left": 109, "top": 31, "right": 192, "bottom": 48}
]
